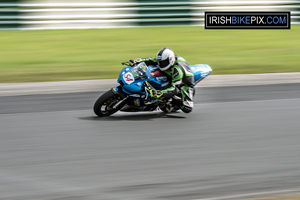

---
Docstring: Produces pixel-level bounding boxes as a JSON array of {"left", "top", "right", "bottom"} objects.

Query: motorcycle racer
[{"left": 124, "top": 48, "right": 194, "bottom": 113}]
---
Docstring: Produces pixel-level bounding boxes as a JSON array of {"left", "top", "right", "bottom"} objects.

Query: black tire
[
  {"left": 159, "top": 100, "right": 180, "bottom": 113},
  {"left": 160, "top": 106, "right": 172, "bottom": 113},
  {"left": 93, "top": 90, "right": 122, "bottom": 117},
  {"left": 160, "top": 106, "right": 180, "bottom": 113}
]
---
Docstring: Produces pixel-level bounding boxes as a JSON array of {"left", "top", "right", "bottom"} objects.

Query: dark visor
[{"left": 158, "top": 59, "right": 170, "bottom": 68}]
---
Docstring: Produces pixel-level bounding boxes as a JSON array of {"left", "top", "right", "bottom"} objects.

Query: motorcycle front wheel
[{"left": 93, "top": 90, "right": 123, "bottom": 117}]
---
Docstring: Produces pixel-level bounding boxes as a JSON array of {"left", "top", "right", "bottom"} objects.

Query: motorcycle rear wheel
[
  {"left": 159, "top": 99, "right": 180, "bottom": 113},
  {"left": 93, "top": 90, "right": 122, "bottom": 117}
]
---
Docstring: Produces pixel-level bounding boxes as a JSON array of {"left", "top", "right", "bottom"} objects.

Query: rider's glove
[
  {"left": 129, "top": 58, "right": 142, "bottom": 66},
  {"left": 149, "top": 89, "right": 163, "bottom": 98}
]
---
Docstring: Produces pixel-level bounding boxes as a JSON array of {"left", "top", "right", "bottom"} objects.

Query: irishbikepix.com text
[{"left": 205, "top": 12, "right": 290, "bottom": 29}]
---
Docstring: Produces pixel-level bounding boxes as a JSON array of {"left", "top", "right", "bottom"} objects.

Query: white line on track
[{"left": 192, "top": 189, "right": 300, "bottom": 200}]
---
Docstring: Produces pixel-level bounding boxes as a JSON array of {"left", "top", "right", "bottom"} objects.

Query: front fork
[
  {"left": 111, "top": 86, "right": 127, "bottom": 97},
  {"left": 111, "top": 86, "right": 128, "bottom": 110}
]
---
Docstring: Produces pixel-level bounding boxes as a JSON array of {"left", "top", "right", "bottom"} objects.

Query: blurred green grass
[{"left": 0, "top": 26, "right": 299, "bottom": 83}]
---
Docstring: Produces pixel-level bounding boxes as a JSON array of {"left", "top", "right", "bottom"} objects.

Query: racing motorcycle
[{"left": 93, "top": 62, "right": 212, "bottom": 117}]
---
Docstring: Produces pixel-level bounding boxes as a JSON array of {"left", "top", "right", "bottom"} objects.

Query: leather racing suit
[{"left": 130, "top": 55, "right": 194, "bottom": 113}]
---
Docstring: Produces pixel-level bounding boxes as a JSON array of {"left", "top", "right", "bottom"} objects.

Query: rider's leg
[{"left": 179, "top": 86, "right": 194, "bottom": 113}]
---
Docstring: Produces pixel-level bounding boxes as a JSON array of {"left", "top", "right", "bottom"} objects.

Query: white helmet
[{"left": 156, "top": 48, "right": 175, "bottom": 71}]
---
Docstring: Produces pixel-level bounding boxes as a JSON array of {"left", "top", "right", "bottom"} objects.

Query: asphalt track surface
[{"left": 1, "top": 83, "right": 300, "bottom": 200}]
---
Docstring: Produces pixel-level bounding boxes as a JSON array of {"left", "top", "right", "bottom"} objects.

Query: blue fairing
[
  {"left": 117, "top": 65, "right": 169, "bottom": 94},
  {"left": 146, "top": 65, "right": 169, "bottom": 90},
  {"left": 189, "top": 64, "right": 213, "bottom": 86},
  {"left": 117, "top": 63, "right": 212, "bottom": 96}
]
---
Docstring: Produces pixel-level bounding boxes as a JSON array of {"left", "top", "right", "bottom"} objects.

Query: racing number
[{"left": 124, "top": 73, "right": 133, "bottom": 81}]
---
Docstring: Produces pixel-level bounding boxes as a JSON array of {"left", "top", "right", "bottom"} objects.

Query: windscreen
[{"left": 130, "top": 62, "right": 147, "bottom": 79}]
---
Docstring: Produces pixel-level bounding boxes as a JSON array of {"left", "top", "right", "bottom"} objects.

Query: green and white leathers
[{"left": 131, "top": 54, "right": 195, "bottom": 113}]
